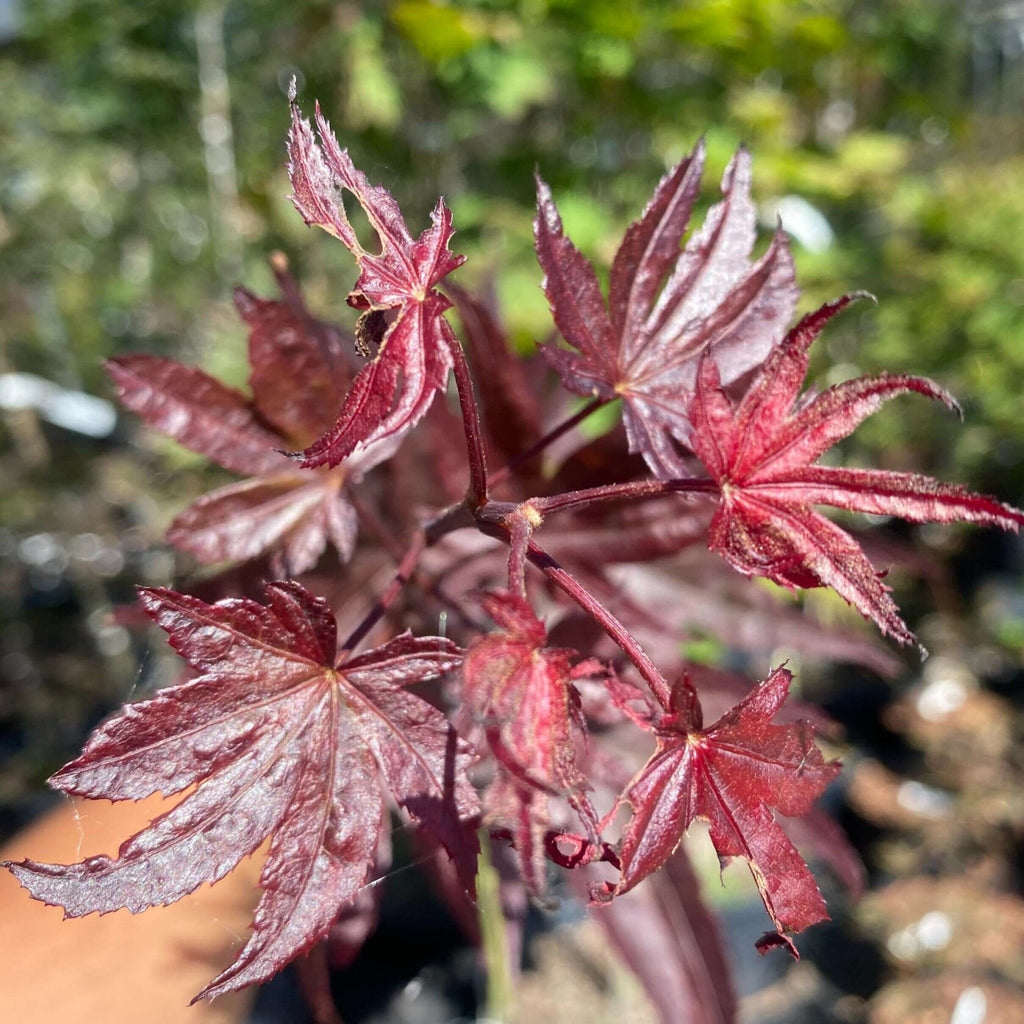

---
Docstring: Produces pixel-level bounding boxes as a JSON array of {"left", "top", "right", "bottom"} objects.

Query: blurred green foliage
[{"left": 1, "top": 0, "right": 1022, "bottom": 489}]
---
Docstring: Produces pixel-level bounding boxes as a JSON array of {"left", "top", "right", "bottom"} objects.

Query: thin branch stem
[
  {"left": 506, "top": 510, "right": 533, "bottom": 598},
  {"left": 525, "top": 538, "right": 672, "bottom": 707},
  {"left": 341, "top": 529, "right": 426, "bottom": 653},
  {"left": 349, "top": 491, "right": 484, "bottom": 633},
  {"left": 444, "top": 326, "right": 489, "bottom": 506},
  {"left": 530, "top": 477, "right": 719, "bottom": 517},
  {"left": 487, "top": 396, "right": 608, "bottom": 489}
]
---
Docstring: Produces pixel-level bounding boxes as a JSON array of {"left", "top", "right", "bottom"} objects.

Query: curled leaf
[{"left": 288, "top": 97, "right": 465, "bottom": 466}]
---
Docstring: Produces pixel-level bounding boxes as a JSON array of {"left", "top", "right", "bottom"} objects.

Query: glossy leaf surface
[
  {"left": 5, "top": 582, "right": 477, "bottom": 1001},
  {"left": 689, "top": 295, "right": 1024, "bottom": 643},
  {"left": 605, "top": 667, "right": 838, "bottom": 953},
  {"left": 288, "top": 96, "right": 465, "bottom": 467},
  {"left": 536, "top": 143, "right": 797, "bottom": 477}
]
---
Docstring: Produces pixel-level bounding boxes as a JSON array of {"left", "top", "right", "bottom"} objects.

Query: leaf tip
[
  {"left": 723, "top": 143, "right": 753, "bottom": 190},
  {"left": 232, "top": 285, "right": 259, "bottom": 322},
  {"left": 48, "top": 766, "right": 79, "bottom": 792},
  {"left": 533, "top": 172, "right": 557, "bottom": 223}
]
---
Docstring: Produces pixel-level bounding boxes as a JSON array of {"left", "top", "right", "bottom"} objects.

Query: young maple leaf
[
  {"left": 107, "top": 268, "right": 393, "bottom": 574},
  {"left": 462, "top": 592, "right": 600, "bottom": 888},
  {"left": 287, "top": 90, "right": 466, "bottom": 468},
  {"left": 3, "top": 581, "right": 478, "bottom": 1001},
  {"left": 688, "top": 295, "right": 1024, "bottom": 645},
  {"left": 463, "top": 592, "right": 595, "bottom": 808},
  {"left": 536, "top": 141, "right": 797, "bottom": 478},
  {"left": 601, "top": 667, "right": 838, "bottom": 955}
]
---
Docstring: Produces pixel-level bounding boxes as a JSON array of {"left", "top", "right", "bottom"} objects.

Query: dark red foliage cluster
[{"left": 6, "top": 88, "right": 1023, "bottom": 1020}]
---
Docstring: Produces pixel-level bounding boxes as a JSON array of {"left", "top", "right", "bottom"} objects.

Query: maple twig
[
  {"left": 488, "top": 395, "right": 608, "bottom": 489},
  {"left": 525, "top": 538, "right": 672, "bottom": 707},
  {"left": 506, "top": 506, "right": 536, "bottom": 598},
  {"left": 424, "top": 500, "right": 479, "bottom": 545},
  {"left": 349, "top": 491, "right": 485, "bottom": 632},
  {"left": 341, "top": 529, "right": 427, "bottom": 652},
  {"left": 530, "top": 477, "right": 719, "bottom": 516},
  {"left": 445, "top": 328, "right": 489, "bottom": 506}
]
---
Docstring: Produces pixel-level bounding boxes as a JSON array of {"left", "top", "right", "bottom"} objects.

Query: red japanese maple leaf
[
  {"left": 4, "top": 581, "right": 478, "bottom": 1001},
  {"left": 688, "top": 295, "right": 1024, "bottom": 644},
  {"left": 463, "top": 592, "right": 595, "bottom": 806},
  {"left": 107, "top": 267, "right": 394, "bottom": 574},
  {"left": 462, "top": 592, "right": 600, "bottom": 889},
  {"left": 287, "top": 89, "right": 465, "bottom": 467},
  {"left": 602, "top": 667, "right": 838, "bottom": 954},
  {"left": 536, "top": 141, "right": 797, "bottom": 478}
]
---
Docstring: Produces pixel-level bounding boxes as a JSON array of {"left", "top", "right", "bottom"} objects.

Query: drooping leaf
[
  {"left": 486, "top": 767, "right": 552, "bottom": 896},
  {"left": 536, "top": 144, "right": 797, "bottom": 478},
  {"left": 107, "top": 355, "right": 287, "bottom": 477},
  {"left": 4, "top": 582, "right": 478, "bottom": 1001},
  {"left": 463, "top": 592, "right": 593, "bottom": 810},
  {"left": 108, "top": 269, "right": 392, "bottom": 573},
  {"left": 462, "top": 592, "right": 600, "bottom": 889},
  {"left": 601, "top": 667, "right": 839, "bottom": 954},
  {"left": 287, "top": 95, "right": 465, "bottom": 467},
  {"left": 235, "top": 257, "right": 353, "bottom": 450},
  {"left": 688, "top": 295, "right": 1024, "bottom": 644}
]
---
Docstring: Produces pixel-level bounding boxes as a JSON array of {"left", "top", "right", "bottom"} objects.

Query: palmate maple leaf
[
  {"left": 536, "top": 141, "right": 797, "bottom": 478},
  {"left": 287, "top": 89, "right": 465, "bottom": 468},
  {"left": 107, "top": 267, "right": 394, "bottom": 575},
  {"left": 688, "top": 295, "right": 1024, "bottom": 645},
  {"left": 463, "top": 592, "right": 594, "bottom": 803},
  {"left": 462, "top": 592, "right": 599, "bottom": 891},
  {"left": 4, "top": 581, "right": 479, "bottom": 1001},
  {"left": 601, "top": 667, "right": 838, "bottom": 955}
]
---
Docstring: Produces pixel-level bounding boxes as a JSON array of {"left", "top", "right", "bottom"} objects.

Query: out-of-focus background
[{"left": 1, "top": 2, "right": 1023, "bottom": 1022}]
